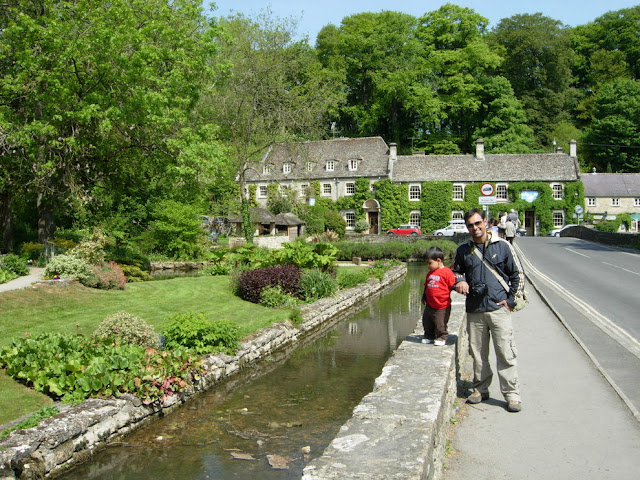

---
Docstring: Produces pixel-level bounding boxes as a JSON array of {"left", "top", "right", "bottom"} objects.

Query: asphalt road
[{"left": 514, "top": 236, "right": 640, "bottom": 420}]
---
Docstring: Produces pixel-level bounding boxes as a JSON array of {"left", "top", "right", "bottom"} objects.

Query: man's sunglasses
[{"left": 466, "top": 220, "right": 484, "bottom": 229}]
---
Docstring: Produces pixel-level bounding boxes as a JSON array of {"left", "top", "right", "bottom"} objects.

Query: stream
[{"left": 61, "top": 263, "right": 427, "bottom": 480}]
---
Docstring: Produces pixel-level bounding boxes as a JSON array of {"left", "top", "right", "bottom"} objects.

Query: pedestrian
[
  {"left": 452, "top": 208, "right": 526, "bottom": 413},
  {"left": 488, "top": 218, "right": 499, "bottom": 234},
  {"left": 498, "top": 211, "right": 507, "bottom": 239},
  {"left": 421, "top": 246, "right": 456, "bottom": 346},
  {"left": 504, "top": 218, "right": 516, "bottom": 244}
]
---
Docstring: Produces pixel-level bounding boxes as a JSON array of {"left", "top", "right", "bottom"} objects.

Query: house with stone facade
[
  {"left": 245, "top": 136, "right": 582, "bottom": 236},
  {"left": 581, "top": 172, "right": 640, "bottom": 232}
]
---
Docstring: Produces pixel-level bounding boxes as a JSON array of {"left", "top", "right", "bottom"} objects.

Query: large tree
[{"left": 0, "top": 0, "right": 221, "bottom": 245}]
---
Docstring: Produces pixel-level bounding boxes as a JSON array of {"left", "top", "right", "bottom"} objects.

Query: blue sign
[{"left": 520, "top": 190, "right": 539, "bottom": 202}]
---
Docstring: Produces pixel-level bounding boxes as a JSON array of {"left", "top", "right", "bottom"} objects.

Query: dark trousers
[{"left": 422, "top": 304, "right": 451, "bottom": 341}]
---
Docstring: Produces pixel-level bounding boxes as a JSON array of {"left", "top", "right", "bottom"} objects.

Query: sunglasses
[{"left": 466, "top": 220, "right": 484, "bottom": 229}]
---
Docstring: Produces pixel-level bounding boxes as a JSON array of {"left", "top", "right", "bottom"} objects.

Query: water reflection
[{"left": 61, "top": 264, "right": 427, "bottom": 480}]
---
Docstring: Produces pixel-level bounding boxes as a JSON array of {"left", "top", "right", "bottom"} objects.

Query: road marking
[
  {"left": 515, "top": 244, "right": 640, "bottom": 361},
  {"left": 602, "top": 262, "right": 640, "bottom": 276},
  {"left": 565, "top": 248, "right": 590, "bottom": 258}
]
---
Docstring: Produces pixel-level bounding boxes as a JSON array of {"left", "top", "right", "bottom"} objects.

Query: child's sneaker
[
  {"left": 434, "top": 339, "right": 446, "bottom": 346},
  {"left": 421, "top": 338, "right": 433, "bottom": 344}
]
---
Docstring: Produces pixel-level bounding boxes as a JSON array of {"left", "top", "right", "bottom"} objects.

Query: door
[{"left": 368, "top": 212, "right": 379, "bottom": 234}]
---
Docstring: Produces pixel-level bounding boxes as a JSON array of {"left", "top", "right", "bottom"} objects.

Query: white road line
[
  {"left": 602, "top": 262, "right": 640, "bottom": 276},
  {"left": 566, "top": 248, "right": 591, "bottom": 258},
  {"left": 515, "top": 244, "right": 640, "bottom": 361}
]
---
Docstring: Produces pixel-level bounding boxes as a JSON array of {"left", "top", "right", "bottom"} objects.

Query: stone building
[
  {"left": 581, "top": 172, "right": 640, "bottom": 232},
  {"left": 245, "top": 136, "right": 581, "bottom": 236}
]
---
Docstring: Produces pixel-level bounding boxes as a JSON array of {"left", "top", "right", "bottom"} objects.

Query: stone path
[{"left": 0, "top": 267, "right": 45, "bottom": 293}]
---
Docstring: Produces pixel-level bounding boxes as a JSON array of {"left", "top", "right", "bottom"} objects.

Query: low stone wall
[
  {"left": 346, "top": 233, "right": 470, "bottom": 244},
  {"left": 565, "top": 225, "right": 639, "bottom": 249},
  {"left": 0, "top": 266, "right": 407, "bottom": 480},
  {"left": 302, "top": 297, "right": 467, "bottom": 480}
]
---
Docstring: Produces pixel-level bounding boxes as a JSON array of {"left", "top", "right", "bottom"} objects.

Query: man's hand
[
  {"left": 455, "top": 280, "right": 469, "bottom": 295},
  {"left": 497, "top": 300, "right": 513, "bottom": 311}
]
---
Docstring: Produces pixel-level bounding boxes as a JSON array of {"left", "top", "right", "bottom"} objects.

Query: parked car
[
  {"left": 548, "top": 224, "right": 578, "bottom": 237},
  {"left": 434, "top": 222, "right": 467, "bottom": 236},
  {"left": 387, "top": 224, "right": 421, "bottom": 235},
  {"left": 516, "top": 227, "right": 527, "bottom": 237}
]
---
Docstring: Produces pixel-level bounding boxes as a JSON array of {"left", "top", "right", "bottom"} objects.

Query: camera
[{"left": 469, "top": 281, "right": 487, "bottom": 297}]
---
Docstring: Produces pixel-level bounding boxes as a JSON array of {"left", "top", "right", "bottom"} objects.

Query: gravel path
[{"left": 0, "top": 267, "right": 45, "bottom": 293}]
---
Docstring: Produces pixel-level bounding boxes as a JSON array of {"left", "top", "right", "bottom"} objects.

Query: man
[{"left": 453, "top": 208, "right": 525, "bottom": 413}]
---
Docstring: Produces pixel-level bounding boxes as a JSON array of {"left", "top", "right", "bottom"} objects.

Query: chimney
[
  {"left": 475, "top": 138, "right": 485, "bottom": 160},
  {"left": 570, "top": 139, "right": 577, "bottom": 158},
  {"left": 389, "top": 143, "right": 397, "bottom": 161}
]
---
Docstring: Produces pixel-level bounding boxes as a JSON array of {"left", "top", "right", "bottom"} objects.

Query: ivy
[
  {"left": 373, "top": 179, "right": 410, "bottom": 231},
  {"left": 420, "top": 181, "right": 453, "bottom": 232},
  {"left": 248, "top": 184, "right": 257, "bottom": 207}
]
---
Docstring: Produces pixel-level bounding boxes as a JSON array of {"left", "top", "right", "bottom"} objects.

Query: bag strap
[{"left": 473, "top": 246, "right": 510, "bottom": 294}]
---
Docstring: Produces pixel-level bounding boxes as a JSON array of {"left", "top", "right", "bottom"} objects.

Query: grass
[{"left": 0, "top": 275, "right": 291, "bottom": 425}]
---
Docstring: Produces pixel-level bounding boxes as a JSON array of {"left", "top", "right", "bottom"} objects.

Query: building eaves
[{"left": 581, "top": 173, "right": 640, "bottom": 197}]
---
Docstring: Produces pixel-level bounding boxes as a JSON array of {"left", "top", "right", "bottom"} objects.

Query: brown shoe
[
  {"left": 467, "top": 391, "right": 490, "bottom": 404},
  {"left": 506, "top": 400, "right": 522, "bottom": 412}
]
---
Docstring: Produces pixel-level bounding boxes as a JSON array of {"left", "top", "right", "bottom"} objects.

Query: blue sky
[{"left": 207, "top": 1, "right": 640, "bottom": 42}]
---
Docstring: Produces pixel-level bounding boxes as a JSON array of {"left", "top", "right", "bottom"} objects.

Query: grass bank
[{"left": 0, "top": 276, "right": 291, "bottom": 425}]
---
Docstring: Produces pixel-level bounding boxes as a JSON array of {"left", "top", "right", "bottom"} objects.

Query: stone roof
[
  {"left": 392, "top": 153, "right": 579, "bottom": 182},
  {"left": 245, "top": 137, "right": 390, "bottom": 182},
  {"left": 228, "top": 208, "right": 305, "bottom": 225},
  {"left": 580, "top": 173, "right": 640, "bottom": 197},
  {"left": 273, "top": 212, "right": 305, "bottom": 226}
]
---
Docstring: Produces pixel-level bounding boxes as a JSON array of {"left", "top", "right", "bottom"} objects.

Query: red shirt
[{"left": 424, "top": 266, "right": 455, "bottom": 309}]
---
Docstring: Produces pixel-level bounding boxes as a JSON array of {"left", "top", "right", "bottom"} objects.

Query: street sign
[
  {"left": 480, "top": 183, "right": 494, "bottom": 196},
  {"left": 574, "top": 205, "right": 584, "bottom": 215},
  {"left": 479, "top": 196, "right": 497, "bottom": 205}
]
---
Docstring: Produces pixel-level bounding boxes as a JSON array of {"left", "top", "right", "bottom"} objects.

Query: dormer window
[
  {"left": 307, "top": 162, "right": 313, "bottom": 172},
  {"left": 348, "top": 159, "right": 358, "bottom": 171},
  {"left": 326, "top": 160, "right": 334, "bottom": 171},
  {"left": 283, "top": 163, "right": 292, "bottom": 174},
  {"left": 262, "top": 165, "right": 271, "bottom": 175}
]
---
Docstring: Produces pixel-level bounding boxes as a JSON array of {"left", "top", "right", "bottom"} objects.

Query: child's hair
[{"left": 425, "top": 246, "right": 444, "bottom": 261}]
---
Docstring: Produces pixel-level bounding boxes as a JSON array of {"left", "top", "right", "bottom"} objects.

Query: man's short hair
[
  {"left": 425, "top": 246, "right": 444, "bottom": 261},
  {"left": 464, "top": 208, "right": 485, "bottom": 222}
]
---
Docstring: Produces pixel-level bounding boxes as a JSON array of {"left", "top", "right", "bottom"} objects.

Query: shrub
[
  {"left": 43, "top": 254, "right": 94, "bottom": 283},
  {"left": 354, "top": 219, "right": 370, "bottom": 233},
  {"left": 82, "top": 261, "right": 127, "bottom": 290},
  {"left": 259, "top": 285, "right": 301, "bottom": 308},
  {"left": 299, "top": 269, "right": 336, "bottom": 301},
  {"left": 324, "top": 211, "right": 347, "bottom": 238},
  {"left": 162, "top": 313, "right": 240, "bottom": 355},
  {"left": 237, "top": 264, "right": 301, "bottom": 304},
  {"left": 119, "top": 264, "right": 153, "bottom": 282},
  {"left": 337, "top": 270, "right": 370, "bottom": 289},
  {"left": 70, "top": 230, "right": 106, "bottom": 264},
  {"left": 0, "top": 254, "right": 29, "bottom": 276},
  {"left": 0, "top": 269, "right": 18, "bottom": 284},
  {"left": 93, "top": 312, "right": 159, "bottom": 348},
  {"left": 20, "top": 242, "right": 45, "bottom": 262},
  {"left": 594, "top": 220, "right": 620, "bottom": 233}
]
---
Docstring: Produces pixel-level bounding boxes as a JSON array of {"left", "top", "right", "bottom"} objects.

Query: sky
[{"left": 207, "top": 0, "right": 640, "bottom": 42}]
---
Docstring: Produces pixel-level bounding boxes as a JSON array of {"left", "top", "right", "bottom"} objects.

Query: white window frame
[
  {"left": 553, "top": 211, "right": 564, "bottom": 228},
  {"left": 345, "top": 211, "right": 356, "bottom": 229},
  {"left": 326, "top": 160, "right": 335, "bottom": 172},
  {"left": 496, "top": 184, "right": 508, "bottom": 201},
  {"left": 322, "top": 183, "right": 332, "bottom": 196},
  {"left": 635, "top": 198, "right": 640, "bottom": 206},
  {"left": 611, "top": 198, "right": 620, "bottom": 207},
  {"left": 258, "top": 185, "right": 268, "bottom": 198},
  {"left": 283, "top": 163, "right": 292, "bottom": 174},
  {"left": 348, "top": 159, "right": 358, "bottom": 171},
  {"left": 452, "top": 211, "right": 463, "bottom": 221},
  {"left": 453, "top": 184, "right": 464, "bottom": 201},
  {"left": 299, "top": 184, "right": 308, "bottom": 198},
  {"left": 262, "top": 165, "right": 271, "bottom": 175},
  {"left": 552, "top": 184, "right": 564, "bottom": 200},
  {"left": 409, "top": 185, "right": 421, "bottom": 201},
  {"left": 587, "top": 197, "right": 596, "bottom": 207},
  {"left": 345, "top": 182, "right": 355, "bottom": 196},
  {"left": 307, "top": 162, "right": 313, "bottom": 172},
  {"left": 410, "top": 211, "right": 421, "bottom": 228}
]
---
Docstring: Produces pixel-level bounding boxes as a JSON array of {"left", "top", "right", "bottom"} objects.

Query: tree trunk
[
  {"left": 37, "top": 192, "right": 55, "bottom": 243},
  {"left": 0, "top": 191, "right": 14, "bottom": 253}
]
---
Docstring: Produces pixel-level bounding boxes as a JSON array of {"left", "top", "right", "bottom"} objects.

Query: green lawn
[{"left": 0, "top": 276, "right": 291, "bottom": 425}]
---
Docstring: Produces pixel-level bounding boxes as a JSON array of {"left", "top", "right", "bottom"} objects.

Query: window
[
  {"left": 262, "top": 165, "right": 271, "bottom": 175},
  {"left": 345, "top": 212, "right": 356, "bottom": 228},
  {"left": 299, "top": 184, "right": 308, "bottom": 197},
  {"left": 635, "top": 198, "right": 640, "bottom": 206},
  {"left": 283, "top": 163, "right": 292, "bottom": 174},
  {"left": 409, "top": 185, "right": 421, "bottom": 201},
  {"left": 553, "top": 211, "right": 564, "bottom": 227},
  {"left": 496, "top": 184, "right": 508, "bottom": 200},
  {"left": 307, "top": 162, "right": 313, "bottom": 172},
  {"left": 322, "top": 183, "right": 332, "bottom": 196},
  {"left": 345, "top": 182, "right": 355, "bottom": 195},
  {"left": 453, "top": 184, "right": 464, "bottom": 201},
  {"left": 258, "top": 186, "right": 268, "bottom": 198},
  {"left": 587, "top": 197, "right": 596, "bottom": 207},
  {"left": 611, "top": 198, "right": 620, "bottom": 207},
  {"left": 552, "top": 184, "right": 563, "bottom": 200},
  {"left": 451, "top": 211, "right": 463, "bottom": 221},
  {"left": 348, "top": 159, "right": 358, "bottom": 171},
  {"left": 326, "top": 160, "right": 334, "bottom": 171},
  {"left": 410, "top": 211, "right": 421, "bottom": 227}
]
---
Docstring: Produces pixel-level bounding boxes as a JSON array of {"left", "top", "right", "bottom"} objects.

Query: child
[{"left": 421, "top": 246, "right": 456, "bottom": 346}]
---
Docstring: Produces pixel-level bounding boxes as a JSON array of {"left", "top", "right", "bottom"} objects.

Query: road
[{"left": 514, "top": 236, "right": 640, "bottom": 421}]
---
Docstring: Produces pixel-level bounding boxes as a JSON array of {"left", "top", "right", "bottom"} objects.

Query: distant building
[
  {"left": 581, "top": 172, "right": 640, "bottom": 232},
  {"left": 245, "top": 136, "right": 581, "bottom": 236}
]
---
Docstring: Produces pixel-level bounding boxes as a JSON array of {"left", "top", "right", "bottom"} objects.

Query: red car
[{"left": 387, "top": 224, "right": 421, "bottom": 235}]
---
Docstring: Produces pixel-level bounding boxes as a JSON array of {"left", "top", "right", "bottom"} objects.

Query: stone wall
[
  {"left": 564, "top": 225, "right": 639, "bottom": 248},
  {"left": 0, "top": 266, "right": 407, "bottom": 480}
]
